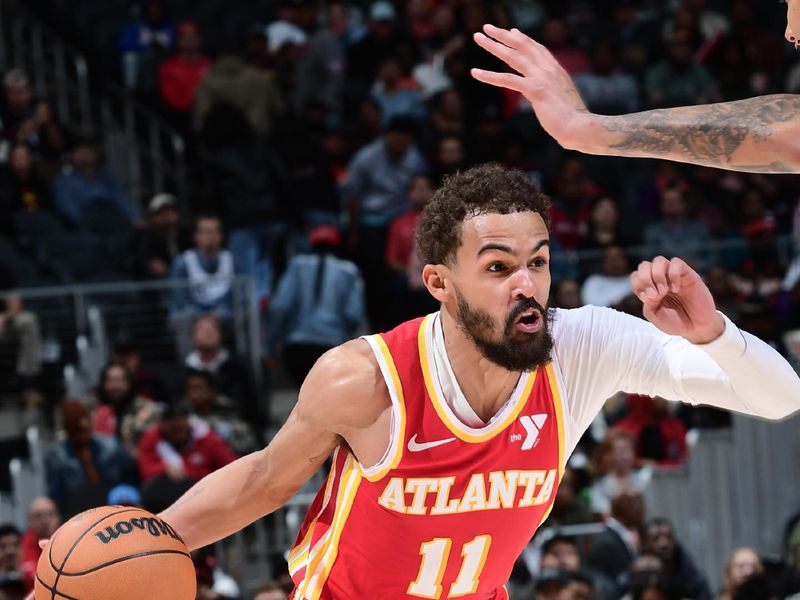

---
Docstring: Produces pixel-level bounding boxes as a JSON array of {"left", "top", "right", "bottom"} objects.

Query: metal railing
[
  {"left": 0, "top": 0, "right": 189, "bottom": 213},
  {"left": 101, "top": 82, "right": 188, "bottom": 213},
  {"left": 0, "top": 0, "right": 92, "bottom": 136},
  {"left": 12, "top": 277, "right": 263, "bottom": 398}
]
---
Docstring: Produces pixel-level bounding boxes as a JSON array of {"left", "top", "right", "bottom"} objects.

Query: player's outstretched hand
[
  {"left": 630, "top": 256, "right": 725, "bottom": 344},
  {"left": 24, "top": 540, "right": 49, "bottom": 600},
  {"left": 471, "top": 24, "right": 590, "bottom": 151}
]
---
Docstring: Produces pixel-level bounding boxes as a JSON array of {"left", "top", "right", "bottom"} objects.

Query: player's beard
[{"left": 454, "top": 290, "right": 554, "bottom": 372}]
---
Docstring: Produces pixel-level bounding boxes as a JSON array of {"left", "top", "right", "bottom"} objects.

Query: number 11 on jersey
[{"left": 408, "top": 535, "right": 492, "bottom": 598}]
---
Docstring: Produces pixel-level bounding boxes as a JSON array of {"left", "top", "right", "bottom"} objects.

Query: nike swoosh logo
[{"left": 407, "top": 434, "right": 457, "bottom": 452}]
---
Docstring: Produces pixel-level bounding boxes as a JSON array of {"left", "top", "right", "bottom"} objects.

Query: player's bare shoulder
[{"left": 295, "top": 338, "right": 391, "bottom": 437}]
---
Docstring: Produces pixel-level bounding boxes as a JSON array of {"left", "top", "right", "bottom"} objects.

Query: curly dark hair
[{"left": 414, "top": 163, "right": 551, "bottom": 266}]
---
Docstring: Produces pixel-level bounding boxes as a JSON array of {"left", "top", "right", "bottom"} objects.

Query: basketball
[{"left": 34, "top": 505, "right": 196, "bottom": 600}]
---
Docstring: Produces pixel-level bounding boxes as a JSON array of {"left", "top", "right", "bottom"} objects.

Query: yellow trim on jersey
[
  {"left": 537, "top": 364, "right": 566, "bottom": 528},
  {"left": 544, "top": 364, "right": 566, "bottom": 478},
  {"left": 360, "top": 334, "right": 407, "bottom": 482},
  {"left": 418, "top": 315, "right": 537, "bottom": 443},
  {"left": 288, "top": 447, "right": 341, "bottom": 577},
  {"left": 296, "top": 452, "right": 363, "bottom": 600}
]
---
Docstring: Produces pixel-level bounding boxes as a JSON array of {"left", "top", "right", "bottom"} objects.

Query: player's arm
[
  {"left": 159, "top": 339, "right": 385, "bottom": 551},
  {"left": 472, "top": 25, "right": 800, "bottom": 173}
]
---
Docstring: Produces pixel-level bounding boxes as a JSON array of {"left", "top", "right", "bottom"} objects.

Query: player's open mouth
[{"left": 515, "top": 308, "right": 542, "bottom": 333}]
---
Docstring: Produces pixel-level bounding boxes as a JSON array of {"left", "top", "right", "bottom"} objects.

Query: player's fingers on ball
[
  {"left": 651, "top": 256, "right": 671, "bottom": 296},
  {"left": 38, "top": 539, "right": 49, "bottom": 550},
  {"left": 470, "top": 69, "right": 526, "bottom": 92}
]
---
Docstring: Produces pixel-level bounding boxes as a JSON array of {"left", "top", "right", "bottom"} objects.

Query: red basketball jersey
[{"left": 289, "top": 314, "right": 565, "bottom": 600}]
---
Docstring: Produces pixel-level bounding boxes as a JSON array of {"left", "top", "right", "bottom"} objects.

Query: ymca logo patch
[{"left": 510, "top": 414, "right": 548, "bottom": 450}]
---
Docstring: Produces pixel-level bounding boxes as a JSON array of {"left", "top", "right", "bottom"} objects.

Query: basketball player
[
  {"left": 143, "top": 164, "right": 800, "bottom": 600},
  {"left": 471, "top": 1, "right": 800, "bottom": 174}
]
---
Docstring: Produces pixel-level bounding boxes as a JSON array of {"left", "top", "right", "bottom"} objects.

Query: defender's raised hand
[
  {"left": 472, "top": 24, "right": 590, "bottom": 151},
  {"left": 630, "top": 257, "right": 725, "bottom": 345}
]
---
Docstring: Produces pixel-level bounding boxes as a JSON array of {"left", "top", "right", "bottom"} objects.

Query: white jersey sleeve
[{"left": 549, "top": 305, "right": 800, "bottom": 456}]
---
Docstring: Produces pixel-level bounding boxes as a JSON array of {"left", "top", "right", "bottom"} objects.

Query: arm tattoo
[{"left": 603, "top": 95, "right": 800, "bottom": 170}]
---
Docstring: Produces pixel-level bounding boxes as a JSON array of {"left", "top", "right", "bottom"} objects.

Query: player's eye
[
  {"left": 531, "top": 257, "right": 548, "bottom": 269},
  {"left": 487, "top": 262, "right": 507, "bottom": 273}
]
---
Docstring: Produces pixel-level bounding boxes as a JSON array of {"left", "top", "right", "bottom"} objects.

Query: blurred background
[{"left": 0, "top": 0, "right": 799, "bottom": 598}]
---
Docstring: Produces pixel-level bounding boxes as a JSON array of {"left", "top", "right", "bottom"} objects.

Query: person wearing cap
[
  {"left": 158, "top": 21, "right": 210, "bottom": 121},
  {"left": 347, "top": 0, "right": 411, "bottom": 88},
  {"left": 135, "top": 192, "right": 190, "bottom": 279},
  {"left": 267, "top": 225, "right": 366, "bottom": 386}
]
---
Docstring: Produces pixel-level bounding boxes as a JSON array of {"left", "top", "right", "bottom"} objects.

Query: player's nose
[
  {"left": 787, "top": 22, "right": 797, "bottom": 44},
  {"left": 511, "top": 267, "right": 537, "bottom": 299}
]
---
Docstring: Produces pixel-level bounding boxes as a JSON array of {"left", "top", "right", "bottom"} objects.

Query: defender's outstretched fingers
[
  {"left": 473, "top": 32, "right": 531, "bottom": 75},
  {"left": 470, "top": 68, "right": 526, "bottom": 92}
]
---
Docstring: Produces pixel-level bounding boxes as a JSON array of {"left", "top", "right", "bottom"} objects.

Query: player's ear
[{"left": 422, "top": 264, "right": 450, "bottom": 303}]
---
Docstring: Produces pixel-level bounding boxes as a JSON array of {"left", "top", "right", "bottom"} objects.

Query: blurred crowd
[{"left": 0, "top": 0, "right": 800, "bottom": 598}]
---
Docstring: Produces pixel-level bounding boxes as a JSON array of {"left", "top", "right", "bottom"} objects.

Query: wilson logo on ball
[{"left": 93, "top": 517, "right": 184, "bottom": 545}]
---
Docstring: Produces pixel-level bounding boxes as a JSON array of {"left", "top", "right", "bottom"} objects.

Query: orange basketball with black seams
[{"left": 35, "top": 505, "right": 196, "bottom": 600}]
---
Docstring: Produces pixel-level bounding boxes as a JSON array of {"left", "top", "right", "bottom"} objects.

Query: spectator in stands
[
  {"left": 578, "top": 197, "right": 634, "bottom": 279},
  {"left": 0, "top": 144, "right": 54, "bottom": 223},
  {"left": 268, "top": 225, "right": 366, "bottom": 386},
  {"left": 19, "top": 497, "right": 59, "bottom": 590},
  {"left": 184, "top": 369, "right": 257, "bottom": 456},
  {"left": 169, "top": 214, "right": 235, "bottom": 358},
  {"left": 552, "top": 278, "right": 584, "bottom": 310},
  {"left": 540, "top": 536, "right": 610, "bottom": 600},
  {"left": 192, "top": 545, "right": 240, "bottom": 600},
  {"left": 371, "top": 57, "right": 426, "bottom": 125},
  {"left": 109, "top": 339, "right": 167, "bottom": 402},
  {"left": 716, "top": 548, "right": 764, "bottom": 600},
  {"left": 582, "top": 245, "right": 637, "bottom": 309},
  {"left": 615, "top": 396, "right": 689, "bottom": 467},
  {"left": 549, "top": 156, "right": 599, "bottom": 250},
  {"left": 347, "top": 1, "right": 413, "bottom": 90},
  {"left": 183, "top": 314, "right": 257, "bottom": 423},
  {"left": 0, "top": 70, "right": 65, "bottom": 167},
  {"left": 135, "top": 193, "right": 190, "bottom": 280},
  {"left": 53, "top": 138, "right": 141, "bottom": 228},
  {"left": 548, "top": 467, "right": 595, "bottom": 527},
  {"left": 45, "top": 400, "right": 137, "bottom": 518},
  {"left": 386, "top": 174, "right": 434, "bottom": 322},
  {"left": 89, "top": 363, "right": 162, "bottom": 455},
  {"left": 590, "top": 431, "right": 650, "bottom": 517},
  {"left": 643, "top": 186, "right": 713, "bottom": 273},
  {"left": 541, "top": 535, "right": 582, "bottom": 573},
  {"left": 293, "top": 1, "right": 348, "bottom": 115},
  {"left": 158, "top": 21, "right": 210, "bottom": 125},
  {"left": 586, "top": 490, "right": 646, "bottom": 598},
  {"left": 643, "top": 518, "right": 711, "bottom": 600},
  {"left": 253, "top": 582, "right": 287, "bottom": 600},
  {"left": 107, "top": 483, "right": 143, "bottom": 508},
  {"left": 627, "top": 572, "right": 682, "bottom": 600},
  {"left": 201, "top": 104, "right": 290, "bottom": 305},
  {"left": 194, "top": 43, "right": 285, "bottom": 136},
  {"left": 430, "top": 134, "right": 468, "bottom": 186},
  {"left": 0, "top": 525, "right": 20, "bottom": 579},
  {"left": 574, "top": 41, "right": 640, "bottom": 116},
  {"left": 137, "top": 403, "right": 236, "bottom": 513},
  {"left": 118, "top": 0, "right": 175, "bottom": 91},
  {"left": 0, "top": 258, "right": 42, "bottom": 394},
  {"left": 730, "top": 216, "right": 784, "bottom": 324},
  {"left": 644, "top": 28, "right": 714, "bottom": 108},
  {"left": 346, "top": 116, "right": 426, "bottom": 328}
]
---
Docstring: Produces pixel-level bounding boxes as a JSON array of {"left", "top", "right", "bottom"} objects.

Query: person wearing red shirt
[
  {"left": 158, "top": 21, "right": 209, "bottom": 115},
  {"left": 137, "top": 404, "right": 236, "bottom": 513},
  {"left": 19, "top": 497, "right": 60, "bottom": 592},
  {"left": 385, "top": 173, "right": 436, "bottom": 321},
  {"left": 615, "top": 394, "right": 689, "bottom": 467}
]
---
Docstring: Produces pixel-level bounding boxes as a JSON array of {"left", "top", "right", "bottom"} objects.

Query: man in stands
[{"left": 169, "top": 214, "right": 235, "bottom": 358}]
